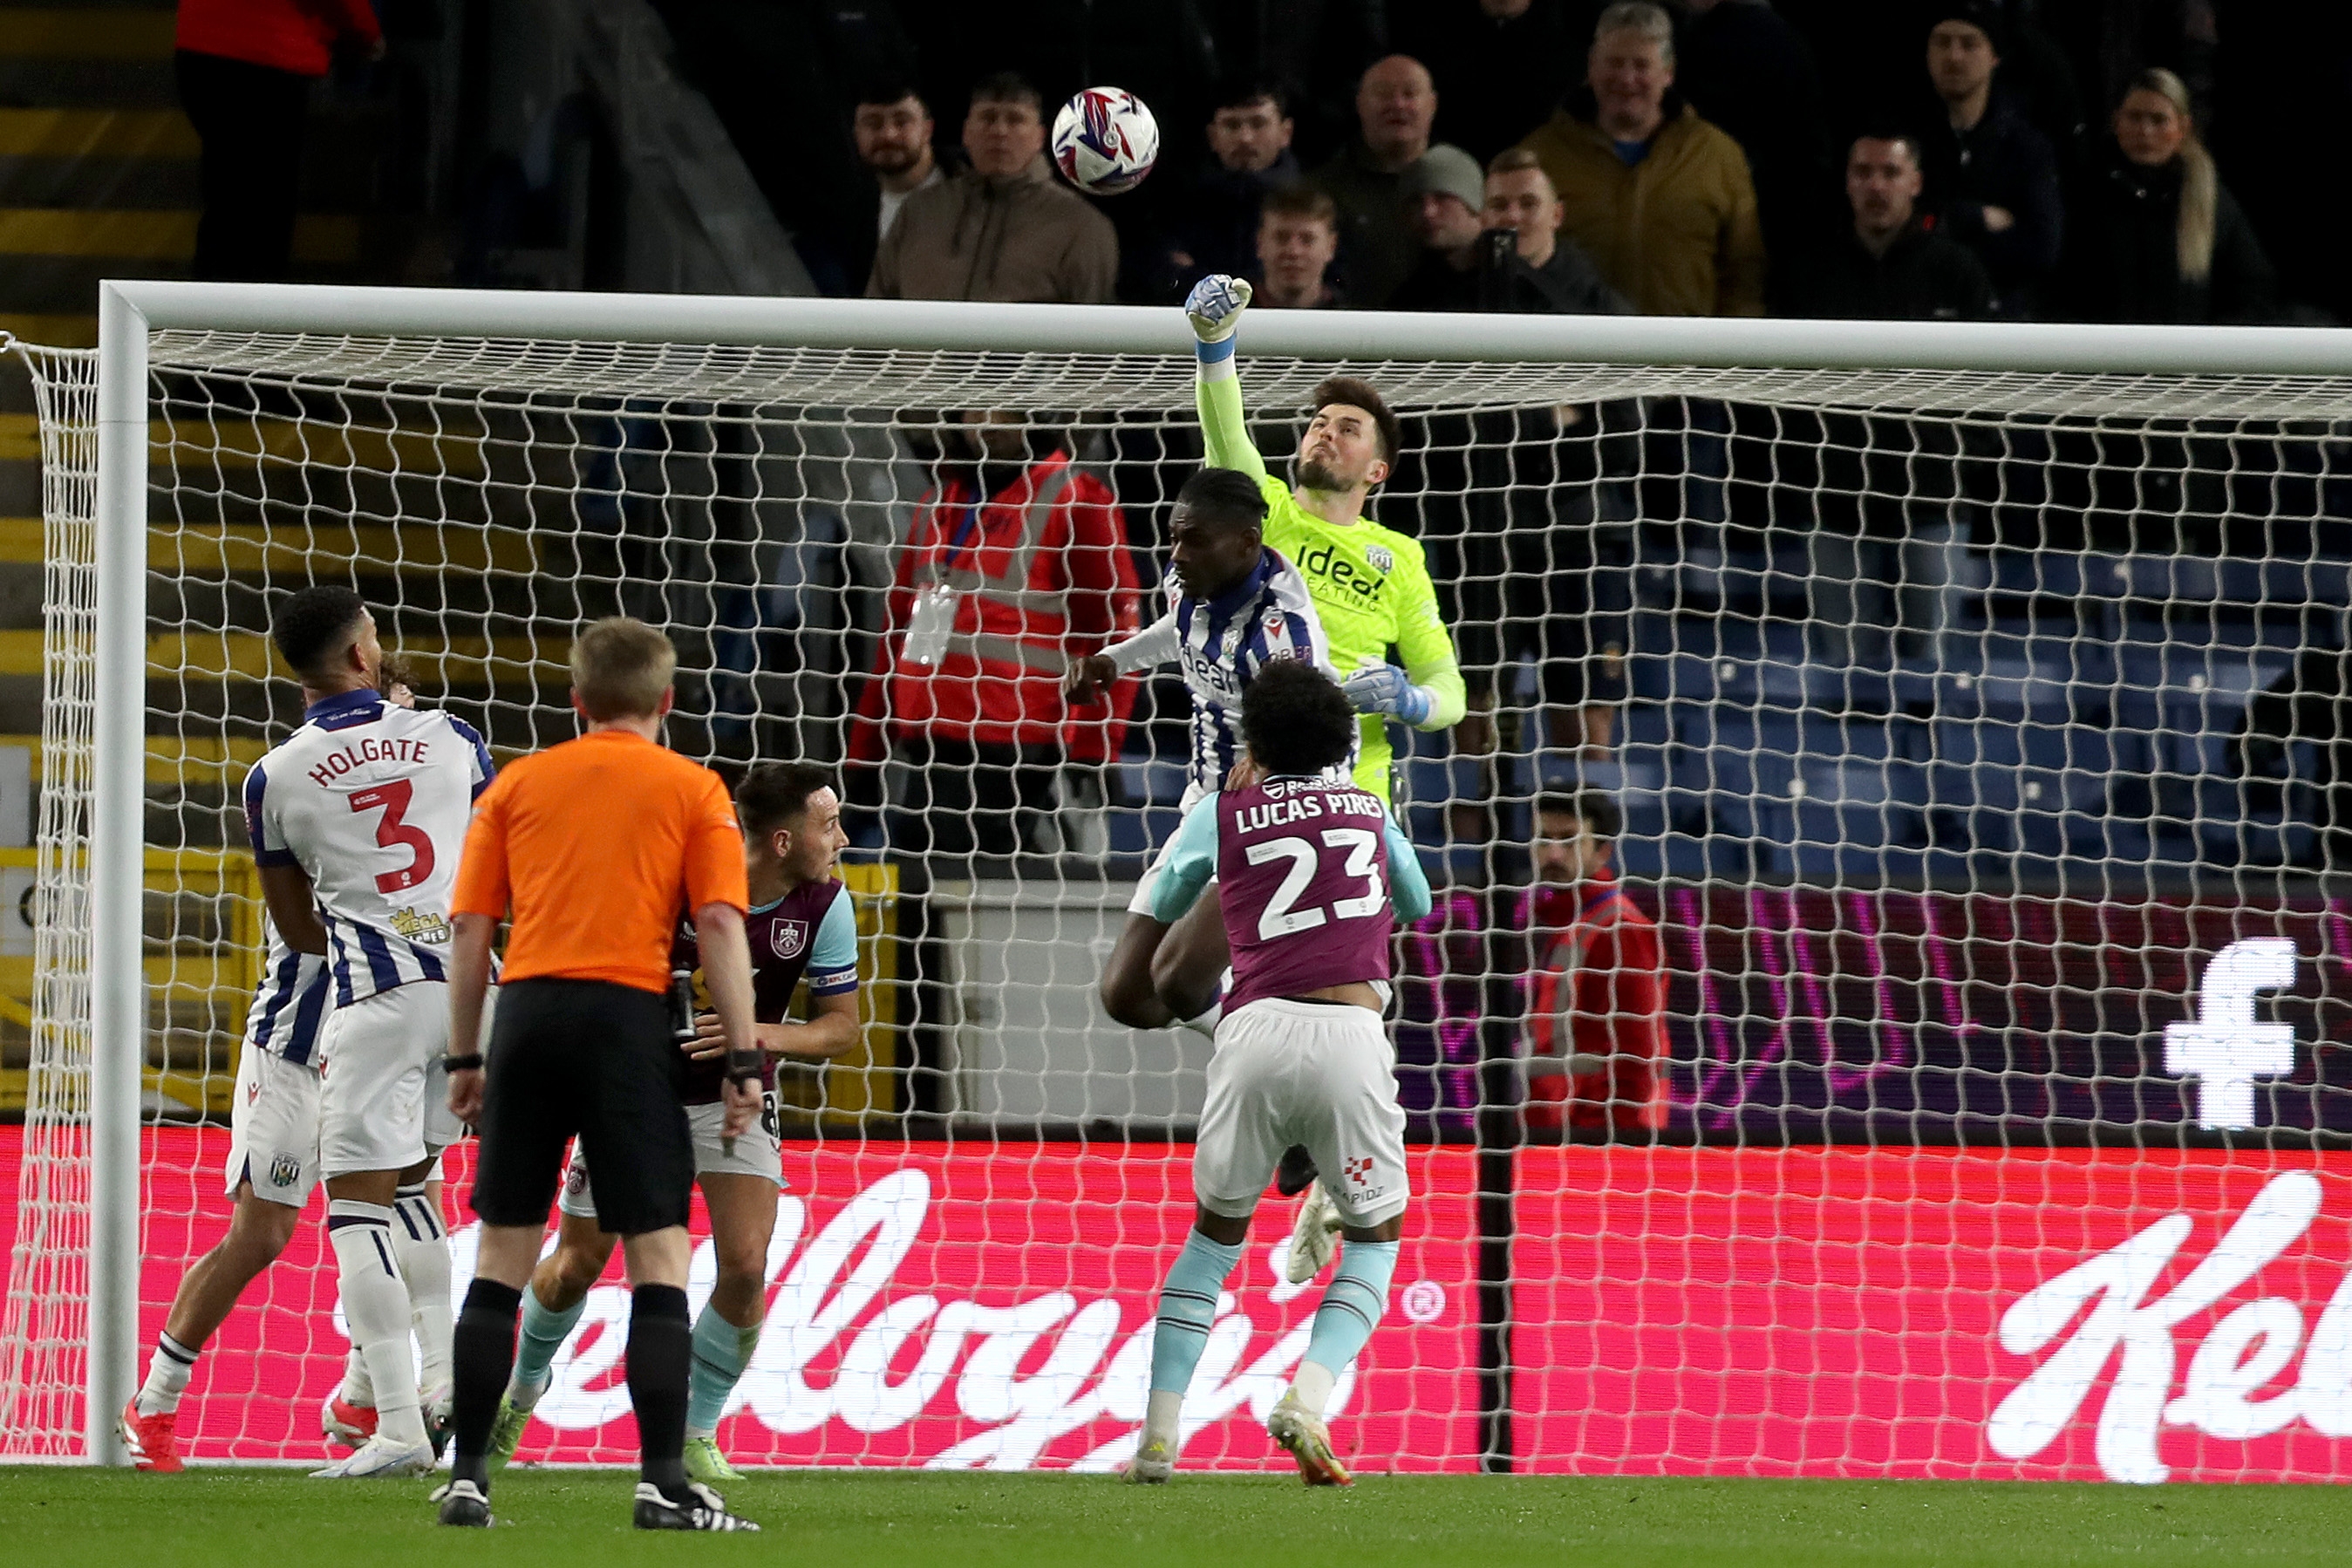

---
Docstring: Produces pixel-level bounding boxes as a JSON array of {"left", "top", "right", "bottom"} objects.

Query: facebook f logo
[{"left": 2163, "top": 938, "right": 2298, "bottom": 1129}]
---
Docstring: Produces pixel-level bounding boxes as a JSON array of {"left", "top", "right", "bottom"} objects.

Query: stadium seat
[{"left": 1791, "top": 755, "right": 1928, "bottom": 881}]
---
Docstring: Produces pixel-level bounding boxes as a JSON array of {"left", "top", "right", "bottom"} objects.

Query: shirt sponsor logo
[
  {"left": 772, "top": 919, "right": 810, "bottom": 961},
  {"left": 389, "top": 907, "right": 451, "bottom": 945},
  {"left": 1292, "top": 543, "right": 1390, "bottom": 604}
]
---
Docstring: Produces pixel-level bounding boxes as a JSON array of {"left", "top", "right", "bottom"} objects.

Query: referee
[{"left": 433, "top": 618, "right": 760, "bottom": 1531}]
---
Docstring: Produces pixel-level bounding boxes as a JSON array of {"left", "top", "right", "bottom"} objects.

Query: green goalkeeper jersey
[{"left": 1197, "top": 367, "right": 1466, "bottom": 801}]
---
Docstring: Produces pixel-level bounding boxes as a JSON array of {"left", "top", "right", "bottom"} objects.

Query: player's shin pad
[
  {"left": 1147, "top": 1231, "right": 1244, "bottom": 1398},
  {"left": 508, "top": 1280, "right": 586, "bottom": 1407},
  {"left": 685, "top": 1305, "right": 762, "bottom": 1437},
  {"left": 327, "top": 1200, "right": 427, "bottom": 1448},
  {"left": 1299, "top": 1239, "right": 1399, "bottom": 1412}
]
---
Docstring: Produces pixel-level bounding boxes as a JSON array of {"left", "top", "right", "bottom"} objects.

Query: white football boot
[
  {"left": 310, "top": 1431, "right": 436, "bottom": 1479},
  {"left": 1266, "top": 1392, "right": 1353, "bottom": 1487},
  {"left": 1121, "top": 1435, "right": 1175, "bottom": 1484},
  {"left": 1283, "top": 1183, "right": 1343, "bottom": 1285}
]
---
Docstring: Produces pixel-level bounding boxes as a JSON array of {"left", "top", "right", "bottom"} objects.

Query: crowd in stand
[{"left": 764, "top": 0, "right": 2299, "bottom": 329}]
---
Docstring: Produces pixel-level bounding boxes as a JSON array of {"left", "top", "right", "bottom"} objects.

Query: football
[{"left": 1050, "top": 85, "right": 1159, "bottom": 196}]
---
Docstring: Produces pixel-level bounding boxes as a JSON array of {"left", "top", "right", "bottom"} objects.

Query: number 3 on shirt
[
  {"left": 1244, "top": 827, "right": 1383, "bottom": 941},
  {"left": 350, "top": 780, "right": 435, "bottom": 894}
]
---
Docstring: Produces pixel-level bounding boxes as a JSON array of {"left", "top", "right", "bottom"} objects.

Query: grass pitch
[{"left": 2, "top": 1466, "right": 2339, "bottom": 1565}]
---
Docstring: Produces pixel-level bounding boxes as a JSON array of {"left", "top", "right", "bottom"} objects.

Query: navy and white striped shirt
[
  {"left": 243, "top": 921, "right": 332, "bottom": 1067},
  {"left": 1108, "top": 547, "right": 1338, "bottom": 804},
  {"left": 244, "top": 690, "right": 494, "bottom": 1006}
]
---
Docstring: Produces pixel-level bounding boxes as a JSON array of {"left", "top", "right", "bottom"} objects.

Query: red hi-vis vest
[
  {"left": 1523, "top": 873, "right": 1670, "bottom": 1131},
  {"left": 849, "top": 450, "right": 1142, "bottom": 764}
]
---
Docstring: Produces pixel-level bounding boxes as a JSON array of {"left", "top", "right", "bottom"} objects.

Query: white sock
[
  {"left": 327, "top": 1199, "right": 426, "bottom": 1448},
  {"left": 1289, "top": 1360, "right": 1337, "bottom": 1419},
  {"left": 341, "top": 1346, "right": 374, "bottom": 1408},
  {"left": 136, "top": 1332, "right": 198, "bottom": 1416},
  {"left": 1142, "top": 1388, "right": 1185, "bottom": 1449},
  {"left": 392, "top": 1182, "right": 453, "bottom": 1397}
]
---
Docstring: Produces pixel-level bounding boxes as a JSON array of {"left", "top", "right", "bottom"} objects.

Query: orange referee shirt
[{"left": 452, "top": 729, "right": 748, "bottom": 994}]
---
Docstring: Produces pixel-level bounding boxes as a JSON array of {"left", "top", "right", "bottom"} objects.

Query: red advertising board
[
  {"left": 1, "top": 1129, "right": 1480, "bottom": 1471},
  {"left": 18, "top": 1132, "right": 2352, "bottom": 1481},
  {"left": 1514, "top": 1146, "right": 2352, "bottom": 1483}
]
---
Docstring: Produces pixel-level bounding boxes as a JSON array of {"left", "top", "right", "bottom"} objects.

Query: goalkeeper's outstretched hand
[
  {"left": 1186, "top": 275, "right": 1251, "bottom": 344},
  {"left": 1341, "top": 659, "right": 1435, "bottom": 726}
]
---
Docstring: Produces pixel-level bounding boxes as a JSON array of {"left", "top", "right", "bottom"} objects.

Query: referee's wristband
[
  {"left": 722, "top": 1046, "right": 763, "bottom": 1087},
  {"left": 441, "top": 1053, "right": 485, "bottom": 1073}
]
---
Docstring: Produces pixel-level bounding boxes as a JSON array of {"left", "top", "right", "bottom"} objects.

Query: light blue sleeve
[
  {"left": 1146, "top": 795, "right": 1223, "bottom": 925},
  {"left": 805, "top": 891, "right": 860, "bottom": 995},
  {"left": 1383, "top": 816, "right": 1433, "bottom": 925}
]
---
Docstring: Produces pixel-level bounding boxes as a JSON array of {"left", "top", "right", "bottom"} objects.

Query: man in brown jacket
[
  {"left": 1512, "top": 1, "right": 1765, "bottom": 317},
  {"left": 868, "top": 72, "right": 1119, "bottom": 303}
]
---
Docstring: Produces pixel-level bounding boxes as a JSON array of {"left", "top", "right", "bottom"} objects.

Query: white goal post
[{"left": 17, "top": 278, "right": 2352, "bottom": 1471}]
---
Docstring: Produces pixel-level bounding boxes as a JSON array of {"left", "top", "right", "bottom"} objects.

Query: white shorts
[
  {"left": 1194, "top": 997, "right": 1409, "bottom": 1230},
  {"left": 557, "top": 1094, "right": 786, "bottom": 1222},
  {"left": 226, "top": 1041, "right": 323, "bottom": 1209},
  {"left": 317, "top": 982, "right": 466, "bottom": 1178}
]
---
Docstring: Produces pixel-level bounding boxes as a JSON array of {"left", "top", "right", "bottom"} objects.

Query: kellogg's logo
[{"left": 1988, "top": 1170, "right": 2352, "bottom": 1483}]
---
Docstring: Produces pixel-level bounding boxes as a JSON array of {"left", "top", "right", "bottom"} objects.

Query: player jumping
[
  {"left": 244, "top": 586, "right": 494, "bottom": 1479},
  {"left": 1177, "top": 273, "right": 1465, "bottom": 1279},
  {"left": 1066, "top": 466, "right": 1333, "bottom": 1033},
  {"left": 1123, "top": 658, "right": 1431, "bottom": 1485},
  {"left": 483, "top": 762, "right": 861, "bottom": 1483}
]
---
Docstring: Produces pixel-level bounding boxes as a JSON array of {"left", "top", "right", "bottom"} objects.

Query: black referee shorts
[{"left": 470, "top": 978, "right": 692, "bottom": 1237}]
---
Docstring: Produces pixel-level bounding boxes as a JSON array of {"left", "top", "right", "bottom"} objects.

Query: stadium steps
[{"left": 0, "top": 0, "right": 417, "bottom": 352}]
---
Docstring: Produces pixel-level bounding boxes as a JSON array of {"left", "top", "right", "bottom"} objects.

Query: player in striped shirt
[
  {"left": 244, "top": 586, "right": 494, "bottom": 1478},
  {"left": 1065, "top": 467, "right": 1337, "bottom": 1034}
]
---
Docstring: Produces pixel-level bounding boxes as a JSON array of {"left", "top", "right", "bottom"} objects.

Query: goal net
[{"left": 5, "top": 291, "right": 2350, "bottom": 1483}]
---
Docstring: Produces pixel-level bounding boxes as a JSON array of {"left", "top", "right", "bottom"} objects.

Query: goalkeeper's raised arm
[{"left": 1183, "top": 274, "right": 1467, "bottom": 803}]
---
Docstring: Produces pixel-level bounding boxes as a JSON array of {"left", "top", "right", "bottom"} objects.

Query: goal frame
[{"left": 76, "top": 276, "right": 2352, "bottom": 1462}]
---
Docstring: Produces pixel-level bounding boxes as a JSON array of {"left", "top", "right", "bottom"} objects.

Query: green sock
[{"left": 685, "top": 1304, "right": 762, "bottom": 1437}]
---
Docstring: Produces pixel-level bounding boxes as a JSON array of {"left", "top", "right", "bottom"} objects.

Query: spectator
[
  {"left": 1310, "top": 55, "right": 1455, "bottom": 309},
  {"left": 1790, "top": 133, "right": 1990, "bottom": 668},
  {"left": 1520, "top": 791, "right": 1667, "bottom": 1135},
  {"left": 1394, "top": 147, "right": 1626, "bottom": 315},
  {"left": 1156, "top": 80, "right": 1304, "bottom": 298},
  {"left": 1394, "top": 146, "right": 1490, "bottom": 301},
  {"left": 1394, "top": 0, "right": 1588, "bottom": 166},
  {"left": 1211, "top": 0, "right": 1391, "bottom": 164},
  {"left": 855, "top": 82, "right": 943, "bottom": 249},
  {"left": 1673, "top": 0, "right": 1832, "bottom": 307},
  {"left": 1800, "top": 134, "right": 1994, "bottom": 320},
  {"left": 1512, "top": 2, "right": 1765, "bottom": 316},
  {"left": 868, "top": 72, "right": 1119, "bottom": 303},
  {"left": 1917, "top": 2, "right": 2063, "bottom": 317},
  {"left": 845, "top": 412, "right": 1142, "bottom": 867},
  {"left": 2061, "top": 67, "right": 2275, "bottom": 325},
  {"left": 174, "top": 0, "right": 381, "bottom": 282},
  {"left": 1252, "top": 185, "right": 1347, "bottom": 310},
  {"left": 1481, "top": 149, "right": 1628, "bottom": 314}
]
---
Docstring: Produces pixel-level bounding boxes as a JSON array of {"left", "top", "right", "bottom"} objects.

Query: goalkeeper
[
  {"left": 1184, "top": 273, "right": 1466, "bottom": 795},
  {"left": 1161, "top": 272, "right": 1463, "bottom": 1280}
]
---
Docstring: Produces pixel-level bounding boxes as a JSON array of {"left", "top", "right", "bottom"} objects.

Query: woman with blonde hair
[{"left": 2062, "top": 66, "right": 2275, "bottom": 324}]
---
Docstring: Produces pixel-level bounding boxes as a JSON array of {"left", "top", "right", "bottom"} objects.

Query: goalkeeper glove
[
  {"left": 1341, "top": 660, "right": 1435, "bottom": 726},
  {"left": 1186, "top": 275, "right": 1251, "bottom": 353}
]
